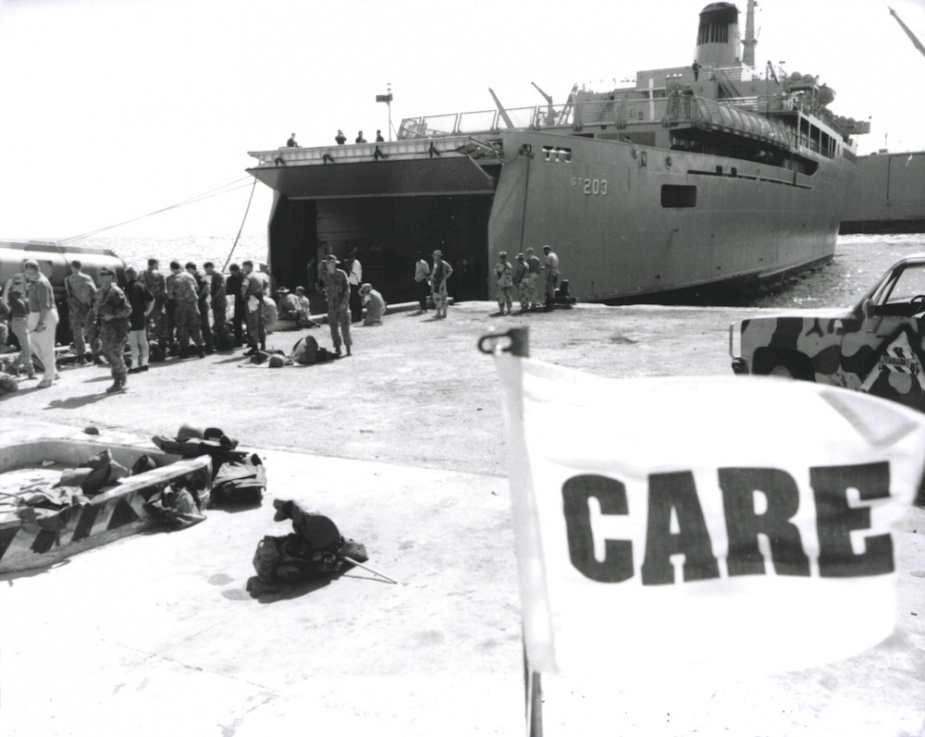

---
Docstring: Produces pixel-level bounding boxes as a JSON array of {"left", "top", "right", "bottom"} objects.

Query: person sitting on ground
[
  {"left": 359, "top": 283, "right": 385, "bottom": 326},
  {"left": 293, "top": 286, "right": 319, "bottom": 328},
  {"left": 276, "top": 287, "right": 301, "bottom": 322}
]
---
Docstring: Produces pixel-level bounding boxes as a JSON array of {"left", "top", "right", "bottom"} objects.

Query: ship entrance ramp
[{"left": 247, "top": 138, "right": 500, "bottom": 307}]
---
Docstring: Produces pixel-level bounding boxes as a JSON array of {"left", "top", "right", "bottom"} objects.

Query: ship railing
[
  {"left": 398, "top": 104, "right": 575, "bottom": 139},
  {"left": 396, "top": 95, "right": 703, "bottom": 138},
  {"left": 247, "top": 136, "right": 481, "bottom": 167}
]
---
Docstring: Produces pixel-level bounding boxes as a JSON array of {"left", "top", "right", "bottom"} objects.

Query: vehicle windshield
[{"left": 876, "top": 263, "right": 925, "bottom": 306}]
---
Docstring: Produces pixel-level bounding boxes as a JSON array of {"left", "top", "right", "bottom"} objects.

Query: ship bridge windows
[
  {"left": 542, "top": 146, "right": 572, "bottom": 163},
  {"left": 661, "top": 184, "right": 697, "bottom": 208}
]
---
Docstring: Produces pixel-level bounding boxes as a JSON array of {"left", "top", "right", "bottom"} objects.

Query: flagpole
[{"left": 478, "top": 327, "right": 539, "bottom": 736}]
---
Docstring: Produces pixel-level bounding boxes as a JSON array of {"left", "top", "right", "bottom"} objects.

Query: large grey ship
[{"left": 247, "top": 1, "right": 869, "bottom": 304}]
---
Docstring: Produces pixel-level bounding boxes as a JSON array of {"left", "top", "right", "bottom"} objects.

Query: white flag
[{"left": 494, "top": 353, "right": 925, "bottom": 679}]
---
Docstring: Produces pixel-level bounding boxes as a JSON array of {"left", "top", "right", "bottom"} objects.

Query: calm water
[{"left": 81, "top": 232, "right": 925, "bottom": 311}]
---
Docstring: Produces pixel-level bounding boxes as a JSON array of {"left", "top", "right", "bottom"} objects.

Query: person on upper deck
[
  {"left": 286, "top": 133, "right": 299, "bottom": 147},
  {"left": 355, "top": 130, "right": 366, "bottom": 143}
]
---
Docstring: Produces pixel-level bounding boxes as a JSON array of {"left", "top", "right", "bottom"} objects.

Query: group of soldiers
[
  {"left": 59, "top": 258, "right": 236, "bottom": 392},
  {"left": 493, "top": 245, "right": 560, "bottom": 316}
]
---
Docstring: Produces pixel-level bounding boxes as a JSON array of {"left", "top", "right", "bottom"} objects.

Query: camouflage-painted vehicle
[{"left": 730, "top": 254, "right": 925, "bottom": 413}]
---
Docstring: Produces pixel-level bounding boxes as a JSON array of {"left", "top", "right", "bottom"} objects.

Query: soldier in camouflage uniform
[
  {"left": 84, "top": 287, "right": 104, "bottom": 365},
  {"left": 64, "top": 260, "right": 97, "bottom": 364},
  {"left": 142, "top": 258, "right": 168, "bottom": 354},
  {"left": 96, "top": 267, "right": 132, "bottom": 393},
  {"left": 166, "top": 261, "right": 204, "bottom": 358},
  {"left": 241, "top": 260, "right": 266, "bottom": 355},
  {"left": 321, "top": 254, "right": 351, "bottom": 356}
]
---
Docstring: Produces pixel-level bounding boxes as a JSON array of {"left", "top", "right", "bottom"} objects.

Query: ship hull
[
  {"left": 489, "top": 131, "right": 853, "bottom": 302},
  {"left": 839, "top": 151, "right": 925, "bottom": 235}
]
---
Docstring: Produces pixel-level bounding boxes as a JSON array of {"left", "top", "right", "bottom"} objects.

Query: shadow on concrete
[
  {"left": 245, "top": 572, "right": 341, "bottom": 603},
  {"left": 44, "top": 391, "right": 116, "bottom": 410},
  {"left": 0, "top": 558, "right": 71, "bottom": 583},
  {"left": 207, "top": 500, "right": 263, "bottom": 515}
]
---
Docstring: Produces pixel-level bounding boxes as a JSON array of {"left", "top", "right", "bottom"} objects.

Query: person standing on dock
[
  {"left": 493, "top": 251, "right": 514, "bottom": 316},
  {"left": 23, "top": 260, "right": 59, "bottom": 388},
  {"left": 97, "top": 266, "right": 132, "bottom": 393},
  {"left": 542, "top": 245, "right": 560, "bottom": 309},
  {"left": 64, "top": 260, "right": 97, "bottom": 365},
  {"left": 142, "top": 258, "right": 168, "bottom": 357},
  {"left": 167, "top": 261, "right": 205, "bottom": 359},
  {"left": 413, "top": 251, "right": 431, "bottom": 314},
  {"left": 186, "top": 262, "right": 213, "bottom": 354},
  {"left": 431, "top": 250, "right": 453, "bottom": 319},
  {"left": 1, "top": 273, "right": 34, "bottom": 379},
  {"left": 226, "top": 263, "right": 245, "bottom": 347},
  {"left": 123, "top": 266, "right": 154, "bottom": 375},
  {"left": 241, "top": 260, "right": 266, "bottom": 356},
  {"left": 204, "top": 262, "right": 228, "bottom": 348},
  {"left": 524, "top": 247, "right": 542, "bottom": 310},
  {"left": 343, "top": 248, "right": 363, "bottom": 323},
  {"left": 513, "top": 253, "right": 529, "bottom": 313},
  {"left": 321, "top": 254, "right": 352, "bottom": 356}
]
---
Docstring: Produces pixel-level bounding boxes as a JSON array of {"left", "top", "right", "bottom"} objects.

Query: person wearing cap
[
  {"left": 431, "top": 250, "right": 453, "bottom": 319},
  {"left": 141, "top": 258, "right": 168, "bottom": 353},
  {"left": 186, "top": 262, "right": 213, "bottom": 354},
  {"left": 64, "top": 260, "right": 97, "bottom": 365},
  {"left": 2, "top": 272, "right": 35, "bottom": 379},
  {"left": 542, "top": 245, "right": 560, "bottom": 309},
  {"left": 22, "top": 260, "right": 59, "bottom": 387},
  {"left": 276, "top": 286, "right": 300, "bottom": 322},
  {"left": 97, "top": 266, "right": 132, "bottom": 392},
  {"left": 413, "top": 251, "right": 431, "bottom": 314},
  {"left": 241, "top": 260, "right": 266, "bottom": 356},
  {"left": 166, "top": 261, "right": 205, "bottom": 359},
  {"left": 360, "top": 282, "right": 385, "bottom": 326},
  {"left": 513, "top": 253, "right": 529, "bottom": 313},
  {"left": 525, "top": 247, "right": 542, "bottom": 310},
  {"left": 124, "top": 266, "right": 154, "bottom": 374},
  {"left": 493, "top": 251, "right": 514, "bottom": 316},
  {"left": 321, "top": 254, "right": 352, "bottom": 356}
]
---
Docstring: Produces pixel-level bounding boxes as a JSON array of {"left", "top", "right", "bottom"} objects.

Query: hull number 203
[{"left": 572, "top": 176, "right": 608, "bottom": 196}]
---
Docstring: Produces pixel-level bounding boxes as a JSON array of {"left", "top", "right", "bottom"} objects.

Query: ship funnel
[{"left": 695, "top": 2, "right": 741, "bottom": 67}]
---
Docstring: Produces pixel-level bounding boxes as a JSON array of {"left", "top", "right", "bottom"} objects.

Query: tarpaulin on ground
[{"left": 492, "top": 352, "right": 925, "bottom": 679}]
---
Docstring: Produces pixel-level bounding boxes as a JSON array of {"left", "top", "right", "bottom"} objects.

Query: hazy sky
[{"left": 0, "top": 0, "right": 923, "bottom": 241}]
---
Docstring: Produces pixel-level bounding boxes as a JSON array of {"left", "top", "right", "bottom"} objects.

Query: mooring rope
[
  {"left": 58, "top": 177, "right": 255, "bottom": 245},
  {"left": 222, "top": 176, "right": 258, "bottom": 272}
]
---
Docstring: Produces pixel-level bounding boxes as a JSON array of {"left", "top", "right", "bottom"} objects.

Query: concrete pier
[{"left": 1, "top": 302, "right": 922, "bottom": 736}]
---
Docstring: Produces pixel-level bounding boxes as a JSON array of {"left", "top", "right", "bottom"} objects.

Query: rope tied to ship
[{"left": 222, "top": 177, "right": 258, "bottom": 272}]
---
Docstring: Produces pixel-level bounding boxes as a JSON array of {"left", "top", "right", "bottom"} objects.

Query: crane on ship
[{"left": 889, "top": 6, "right": 925, "bottom": 60}]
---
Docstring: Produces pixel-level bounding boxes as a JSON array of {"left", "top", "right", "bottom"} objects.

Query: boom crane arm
[{"left": 889, "top": 6, "right": 925, "bottom": 60}]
